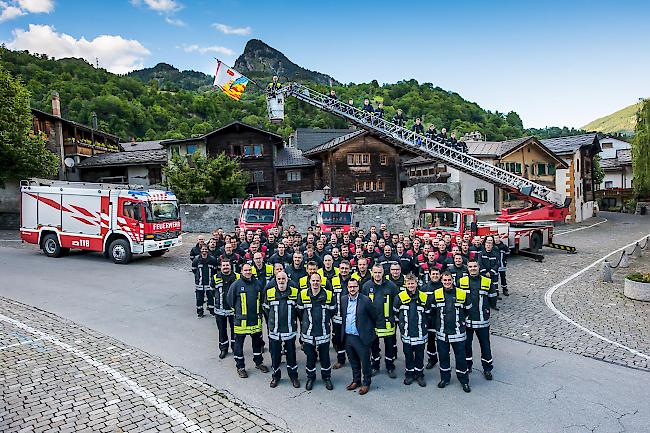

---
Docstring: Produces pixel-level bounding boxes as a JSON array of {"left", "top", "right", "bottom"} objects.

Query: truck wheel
[
  {"left": 148, "top": 249, "right": 167, "bottom": 257},
  {"left": 530, "top": 232, "right": 543, "bottom": 252},
  {"left": 109, "top": 239, "right": 132, "bottom": 264},
  {"left": 42, "top": 234, "right": 63, "bottom": 258}
]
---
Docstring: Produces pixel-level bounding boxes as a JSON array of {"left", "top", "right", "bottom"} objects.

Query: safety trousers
[
  {"left": 426, "top": 331, "right": 438, "bottom": 365},
  {"left": 233, "top": 332, "right": 264, "bottom": 370},
  {"left": 437, "top": 339, "right": 469, "bottom": 385},
  {"left": 499, "top": 270, "right": 507, "bottom": 291},
  {"left": 331, "top": 323, "right": 347, "bottom": 365},
  {"left": 269, "top": 338, "right": 298, "bottom": 380},
  {"left": 215, "top": 314, "right": 234, "bottom": 351},
  {"left": 304, "top": 341, "right": 331, "bottom": 380},
  {"left": 194, "top": 287, "right": 214, "bottom": 314},
  {"left": 403, "top": 342, "right": 425, "bottom": 378},
  {"left": 465, "top": 327, "right": 493, "bottom": 372},
  {"left": 371, "top": 334, "right": 396, "bottom": 372}
]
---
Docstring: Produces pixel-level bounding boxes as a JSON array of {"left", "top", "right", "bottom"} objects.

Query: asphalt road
[{"left": 0, "top": 246, "right": 648, "bottom": 433}]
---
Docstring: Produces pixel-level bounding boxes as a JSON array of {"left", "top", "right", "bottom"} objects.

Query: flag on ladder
[{"left": 213, "top": 60, "right": 249, "bottom": 101}]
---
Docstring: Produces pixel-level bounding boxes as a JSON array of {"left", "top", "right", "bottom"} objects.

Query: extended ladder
[{"left": 269, "top": 83, "right": 569, "bottom": 209}]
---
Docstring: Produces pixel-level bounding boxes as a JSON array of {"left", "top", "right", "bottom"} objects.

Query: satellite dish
[{"left": 64, "top": 157, "right": 75, "bottom": 168}]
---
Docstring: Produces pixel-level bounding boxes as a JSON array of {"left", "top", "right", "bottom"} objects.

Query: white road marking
[
  {"left": 0, "top": 312, "right": 208, "bottom": 433},
  {"left": 544, "top": 233, "right": 650, "bottom": 361},
  {"left": 554, "top": 218, "right": 608, "bottom": 236},
  {"left": 0, "top": 239, "right": 23, "bottom": 242},
  {"left": 0, "top": 337, "right": 43, "bottom": 350}
]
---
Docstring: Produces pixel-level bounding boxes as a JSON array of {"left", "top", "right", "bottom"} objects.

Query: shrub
[{"left": 627, "top": 273, "right": 650, "bottom": 283}]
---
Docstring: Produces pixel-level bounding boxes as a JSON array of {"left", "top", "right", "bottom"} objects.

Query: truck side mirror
[
  {"left": 470, "top": 222, "right": 478, "bottom": 233},
  {"left": 310, "top": 220, "right": 315, "bottom": 226},
  {"left": 355, "top": 221, "right": 360, "bottom": 228}
]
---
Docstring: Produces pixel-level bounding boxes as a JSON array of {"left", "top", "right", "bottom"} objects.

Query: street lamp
[{"left": 323, "top": 185, "right": 331, "bottom": 200}]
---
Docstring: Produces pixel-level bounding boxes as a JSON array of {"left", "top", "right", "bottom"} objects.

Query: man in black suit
[{"left": 340, "top": 278, "right": 377, "bottom": 395}]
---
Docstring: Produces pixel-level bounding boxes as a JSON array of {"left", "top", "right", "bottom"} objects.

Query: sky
[{"left": 1, "top": 0, "right": 649, "bottom": 128}]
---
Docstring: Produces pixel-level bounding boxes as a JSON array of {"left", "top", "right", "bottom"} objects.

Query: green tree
[
  {"left": 0, "top": 64, "right": 58, "bottom": 185},
  {"left": 592, "top": 155, "right": 605, "bottom": 186},
  {"left": 163, "top": 152, "right": 247, "bottom": 203},
  {"left": 632, "top": 98, "right": 650, "bottom": 197}
]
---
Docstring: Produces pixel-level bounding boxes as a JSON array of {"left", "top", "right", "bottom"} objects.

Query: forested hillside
[{"left": 1, "top": 46, "right": 581, "bottom": 142}]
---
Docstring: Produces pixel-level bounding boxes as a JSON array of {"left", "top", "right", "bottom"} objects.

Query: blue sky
[{"left": 1, "top": 0, "right": 649, "bottom": 128}]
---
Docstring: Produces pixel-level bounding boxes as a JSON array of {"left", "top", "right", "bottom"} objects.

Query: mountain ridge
[{"left": 581, "top": 101, "right": 643, "bottom": 135}]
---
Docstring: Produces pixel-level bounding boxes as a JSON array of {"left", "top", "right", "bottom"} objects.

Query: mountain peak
[{"left": 234, "top": 39, "right": 338, "bottom": 86}]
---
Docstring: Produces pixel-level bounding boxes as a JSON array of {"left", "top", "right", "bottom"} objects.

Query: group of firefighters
[{"left": 190, "top": 222, "right": 509, "bottom": 394}]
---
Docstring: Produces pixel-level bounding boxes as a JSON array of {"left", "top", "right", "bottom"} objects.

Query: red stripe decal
[
  {"left": 70, "top": 204, "right": 96, "bottom": 218},
  {"left": 71, "top": 216, "right": 97, "bottom": 226}
]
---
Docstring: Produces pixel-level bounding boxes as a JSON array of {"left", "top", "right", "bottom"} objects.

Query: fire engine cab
[
  {"left": 20, "top": 179, "right": 182, "bottom": 264},
  {"left": 237, "top": 197, "right": 283, "bottom": 234},
  {"left": 316, "top": 198, "right": 354, "bottom": 233},
  {"left": 415, "top": 207, "right": 553, "bottom": 254}
]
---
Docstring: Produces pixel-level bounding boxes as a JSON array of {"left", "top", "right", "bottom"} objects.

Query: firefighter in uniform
[
  {"left": 421, "top": 267, "right": 442, "bottom": 369},
  {"left": 480, "top": 236, "right": 501, "bottom": 304},
  {"left": 460, "top": 259, "right": 497, "bottom": 380},
  {"left": 351, "top": 257, "right": 372, "bottom": 287},
  {"left": 213, "top": 259, "right": 240, "bottom": 358},
  {"left": 447, "top": 253, "right": 469, "bottom": 287},
  {"left": 192, "top": 245, "right": 217, "bottom": 317},
  {"left": 362, "top": 264, "right": 400, "bottom": 378},
  {"left": 267, "top": 75, "right": 282, "bottom": 93},
  {"left": 226, "top": 263, "right": 270, "bottom": 378},
  {"left": 299, "top": 261, "right": 327, "bottom": 290},
  {"left": 393, "top": 274, "right": 432, "bottom": 387},
  {"left": 494, "top": 236, "right": 510, "bottom": 296},
  {"left": 386, "top": 262, "right": 407, "bottom": 291},
  {"left": 432, "top": 271, "right": 472, "bottom": 392},
  {"left": 251, "top": 252, "right": 274, "bottom": 287},
  {"left": 318, "top": 255, "right": 347, "bottom": 369},
  {"left": 297, "top": 273, "right": 337, "bottom": 390},
  {"left": 262, "top": 271, "right": 301, "bottom": 388}
]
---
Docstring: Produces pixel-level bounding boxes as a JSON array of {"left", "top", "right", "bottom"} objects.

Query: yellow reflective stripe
[
  {"left": 267, "top": 287, "right": 276, "bottom": 301},
  {"left": 240, "top": 292, "right": 247, "bottom": 315},
  {"left": 418, "top": 291, "right": 428, "bottom": 304},
  {"left": 459, "top": 276, "right": 469, "bottom": 289},
  {"left": 384, "top": 296, "right": 389, "bottom": 317},
  {"left": 455, "top": 288, "right": 467, "bottom": 302},
  {"left": 325, "top": 290, "right": 333, "bottom": 303},
  {"left": 289, "top": 287, "right": 298, "bottom": 299},
  {"left": 398, "top": 291, "right": 410, "bottom": 303},
  {"left": 434, "top": 288, "right": 444, "bottom": 302}
]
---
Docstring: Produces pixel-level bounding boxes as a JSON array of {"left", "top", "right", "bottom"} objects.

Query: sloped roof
[
  {"left": 541, "top": 133, "right": 600, "bottom": 155},
  {"left": 403, "top": 155, "right": 434, "bottom": 167},
  {"left": 303, "top": 130, "right": 366, "bottom": 156},
  {"left": 601, "top": 148, "right": 632, "bottom": 170},
  {"left": 119, "top": 140, "right": 164, "bottom": 152},
  {"left": 162, "top": 121, "right": 283, "bottom": 146},
  {"left": 293, "top": 128, "right": 357, "bottom": 152},
  {"left": 274, "top": 146, "right": 316, "bottom": 168},
  {"left": 31, "top": 108, "right": 121, "bottom": 142},
  {"left": 77, "top": 150, "right": 167, "bottom": 168}
]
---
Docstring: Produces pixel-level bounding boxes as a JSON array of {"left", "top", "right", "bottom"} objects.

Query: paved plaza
[{"left": 1, "top": 211, "right": 650, "bottom": 433}]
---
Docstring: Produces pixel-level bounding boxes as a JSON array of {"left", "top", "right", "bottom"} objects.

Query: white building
[
  {"left": 598, "top": 148, "right": 634, "bottom": 210},
  {"left": 542, "top": 134, "right": 601, "bottom": 223}
]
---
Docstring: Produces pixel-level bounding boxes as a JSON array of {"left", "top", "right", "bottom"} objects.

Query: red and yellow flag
[{"left": 213, "top": 60, "right": 249, "bottom": 101}]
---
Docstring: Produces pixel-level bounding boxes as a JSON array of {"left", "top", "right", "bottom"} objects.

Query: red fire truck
[
  {"left": 415, "top": 207, "right": 553, "bottom": 254},
  {"left": 20, "top": 179, "right": 182, "bottom": 264},
  {"left": 237, "top": 197, "right": 284, "bottom": 234},
  {"left": 316, "top": 198, "right": 354, "bottom": 233}
]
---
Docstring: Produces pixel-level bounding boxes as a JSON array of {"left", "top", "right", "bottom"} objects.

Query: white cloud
[
  {"left": 0, "top": 0, "right": 51, "bottom": 22},
  {"left": 181, "top": 43, "right": 233, "bottom": 56},
  {"left": 0, "top": 3, "right": 25, "bottom": 22},
  {"left": 164, "top": 16, "right": 185, "bottom": 26},
  {"left": 212, "top": 23, "right": 251, "bottom": 36},
  {"left": 6, "top": 24, "right": 151, "bottom": 74},
  {"left": 16, "top": 0, "right": 53, "bottom": 13},
  {"left": 131, "top": 0, "right": 181, "bottom": 12}
]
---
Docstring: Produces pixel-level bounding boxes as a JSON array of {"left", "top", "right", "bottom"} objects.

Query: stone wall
[
  {"left": 180, "top": 203, "right": 417, "bottom": 233},
  {"left": 0, "top": 181, "right": 20, "bottom": 229}
]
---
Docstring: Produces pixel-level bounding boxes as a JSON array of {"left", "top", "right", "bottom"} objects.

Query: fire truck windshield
[
  {"left": 242, "top": 208, "right": 276, "bottom": 223},
  {"left": 319, "top": 211, "right": 352, "bottom": 225},
  {"left": 145, "top": 201, "right": 179, "bottom": 222},
  {"left": 420, "top": 211, "right": 460, "bottom": 232}
]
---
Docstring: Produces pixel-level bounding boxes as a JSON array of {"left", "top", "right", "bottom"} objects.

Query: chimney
[{"left": 51, "top": 91, "right": 61, "bottom": 117}]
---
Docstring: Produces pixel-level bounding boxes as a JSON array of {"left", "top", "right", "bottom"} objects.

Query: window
[
  {"left": 122, "top": 202, "right": 143, "bottom": 221},
  {"left": 474, "top": 188, "right": 488, "bottom": 204},
  {"left": 347, "top": 153, "right": 371, "bottom": 166},
  {"left": 502, "top": 162, "right": 522, "bottom": 174},
  {"left": 186, "top": 144, "right": 197, "bottom": 154},
  {"left": 380, "top": 154, "right": 388, "bottom": 165},
  {"left": 232, "top": 145, "right": 242, "bottom": 156},
  {"left": 171, "top": 146, "right": 180, "bottom": 156},
  {"left": 252, "top": 170, "right": 264, "bottom": 182},
  {"left": 548, "top": 163, "right": 556, "bottom": 175},
  {"left": 287, "top": 170, "right": 301, "bottom": 182},
  {"left": 601, "top": 143, "right": 613, "bottom": 149},
  {"left": 537, "top": 163, "right": 547, "bottom": 176},
  {"left": 605, "top": 181, "right": 613, "bottom": 189},
  {"left": 243, "top": 144, "right": 263, "bottom": 157},
  {"left": 377, "top": 179, "right": 384, "bottom": 191}
]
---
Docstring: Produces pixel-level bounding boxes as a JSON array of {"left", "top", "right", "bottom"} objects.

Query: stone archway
[{"left": 425, "top": 191, "right": 453, "bottom": 208}]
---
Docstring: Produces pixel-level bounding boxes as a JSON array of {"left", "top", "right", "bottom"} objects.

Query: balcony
[
  {"left": 64, "top": 138, "right": 120, "bottom": 156},
  {"left": 406, "top": 172, "right": 451, "bottom": 186},
  {"left": 596, "top": 188, "right": 635, "bottom": 200}
]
